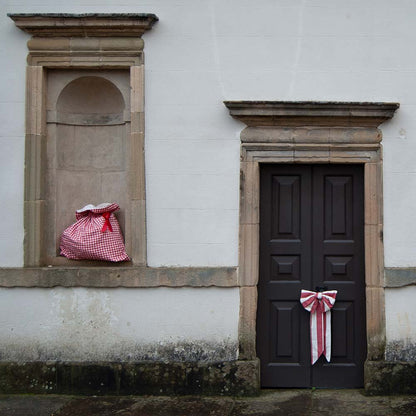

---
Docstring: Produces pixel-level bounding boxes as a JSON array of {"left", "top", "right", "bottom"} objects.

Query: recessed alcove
[
  {"left": 46, "top": 71, "right": 130, "bottom": 265},
  {"left": 7, "top": 13, "right": 159, "bottom": 267},
  {"left": 1, "top": 13, "right": 240, "bottom": 288},
  {"left": 56, "top": 76, "right": 125, "bottom": 125}
]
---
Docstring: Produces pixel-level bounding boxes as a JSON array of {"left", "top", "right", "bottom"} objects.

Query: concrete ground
[{"left": 1, "top": 390, "right": 416, "bottom": 416}]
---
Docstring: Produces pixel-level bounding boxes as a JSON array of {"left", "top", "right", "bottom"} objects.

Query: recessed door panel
[{"left": 257, "top": 164, "right": 366, "bottom": 388}]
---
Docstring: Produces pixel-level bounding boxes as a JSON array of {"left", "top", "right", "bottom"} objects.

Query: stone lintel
[
  {"left": 0, "top": 266, "right": 238, "bottom": 288},
  {"left": 8, "top": 13, "right": 158, "bottom": 37},
  {"left": 240, "top": 126, "right": 383, "bottom": 144},
  {"left": 224, "top": 101, "right": 399, "bottom": 128}
]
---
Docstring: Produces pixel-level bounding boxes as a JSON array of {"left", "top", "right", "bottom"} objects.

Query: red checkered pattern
[{"left": 60, "top": 203, "right": 129, "bottom": 262}]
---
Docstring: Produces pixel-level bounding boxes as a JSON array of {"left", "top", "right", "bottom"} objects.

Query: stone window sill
[{"left": 0, "top": 266, "right": 238, "bottom": 288}]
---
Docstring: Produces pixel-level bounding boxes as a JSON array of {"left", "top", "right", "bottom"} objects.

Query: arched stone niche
[
  {"left": 2, "top": 13, "right": 239, "bottom": 290},
  {"left": 8, "top": 13, "right": 159, "bottom": 267},
  {"left": 56, "top": 76, "right": 125, "bottom": 124},
  {"left": 46, "top": 72, "right": 131, "bottom": 264}
]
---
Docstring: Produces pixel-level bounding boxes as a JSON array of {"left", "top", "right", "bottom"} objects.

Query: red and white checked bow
[{"left": 300, "top": 289, "right": 337, "bottom": 365}]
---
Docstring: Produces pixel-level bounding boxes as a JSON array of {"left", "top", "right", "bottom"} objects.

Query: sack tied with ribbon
[
  {"left": 300, "top": 289, "right": 337, "bottom": 365},
  {"left": 60, "top": 202, "right": 129, "bottom": 262}
]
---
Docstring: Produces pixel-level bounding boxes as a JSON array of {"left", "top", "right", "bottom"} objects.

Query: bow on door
[{"left": 300, "top": 289, "right": 337, "bottom": 365}]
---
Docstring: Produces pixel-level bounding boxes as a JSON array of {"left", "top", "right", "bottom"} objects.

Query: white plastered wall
[
  {"left": 385, "top": 287, "right": 416, "bottom": 360},
  {"left": 2, "top": 0, "right": 416, "bottom": 358},
  {"left": 0, "top": 287, "right": 239, "bottom": 362}
]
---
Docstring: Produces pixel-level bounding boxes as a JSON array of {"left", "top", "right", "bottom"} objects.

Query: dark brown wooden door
[{"left": 257, "top": 164, "right": 366, "bottom": 388}]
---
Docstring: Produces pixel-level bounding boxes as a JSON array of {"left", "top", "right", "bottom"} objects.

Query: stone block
[
  {"left": 330, "top": 127, "right": 382, "bottom": 144},
  {"left": 25, "top": 134, "right": 46, "bottom": 201},
  {"left": 70, "top": 37, "right": 100, "bottom": 52},
  {"left": 238, "top": 287, "right": 258, "bottom": 360},
  {"left": 57, "top": 124, "right": 125, "bottom": 171},
  {"left": 131, "top": 200, "right": 146, "bottom": 265},
  {"left": 365, "top": 360, "right": 416, "bottom": 395},
  {"left": 29, "top": 56, "right": 72, "bottom": 67},
  {"left": 366, "top": 287, "right": 386, "bottom": 361},
  {"left": 0, "top": 267, "right": 238, "bottom": 288},
  {"left": 130, "top": 132, "right": 145, "bottom": 200},
  {"left": 131, "top": 65, "right": 144, "bottom": 113},
  {"left": 28, "top": 37, "right": 70, "bottom": 52},
  {"left": 0, "top": 362, "right": 58, "bottom": 394},
  {"left": 329, "top": 148, "right": 380, "bottom": 162},
  {"left": 365, "top": 162, "right": 383, "bottom": 225},
  {"left": 130, "top": 112, "right": 144, "bottom": 134},
  {"left": 293, "top": 127, "right": 330, "bottom": 143},
  {"left": 384, "top": 267, "right": 416, "bottom": 288},
  {"left": 241, "top": 127, "right": 293, "bottom": 143},
  {"left": 240, "top": 161, "right": 259, "bottom": 225},
  {"left": 26, "top": 66, "right": 45, "bottom": 136},
  {"left": 246, "top": 147, "right": 295, "bottom": 162},
  {"left": 238, "top": 224, "right": 259, "bottom": 286},
  {"left": 364, "top": 224, "right": 384, "bottom": 288},
  {"left": 294, "top": 148, "right": 330, "bottom": 161},
  {"left": 24, "top": 200, "right": 45, "bottom": 267},
  {"left": 99, "top": 37, "right": 144, "bottom": 51}
]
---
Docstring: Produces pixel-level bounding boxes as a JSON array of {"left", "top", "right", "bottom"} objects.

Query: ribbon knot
[
  {"left": 300, "top": 289, "right": 337, "bottom": 364},
  {"left": 101, "top": 212, "right": 113, "bottom": 233}
]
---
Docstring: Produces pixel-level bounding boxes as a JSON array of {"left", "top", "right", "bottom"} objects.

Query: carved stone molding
[
  {"left": 224, "top": 101, "right": 399, "bottom": 127},
  {"left": 9, "top": 14, "right": 158, "bottom": 67},
  {"left": 8, "top": 13, "right": 158, "bottom": 37},
  {"left": 224, "top": 100, "right": 399, "bottom": 367}
]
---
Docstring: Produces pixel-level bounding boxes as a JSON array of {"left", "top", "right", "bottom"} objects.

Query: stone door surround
[{"left": 224, "top": 101, "right": 399, "bottom": 367}]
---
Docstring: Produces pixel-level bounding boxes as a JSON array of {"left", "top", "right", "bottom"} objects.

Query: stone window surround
[
  {"left": 223, "top": 101, "right": 399, "bottom": 365},
  {"left": 9, "top": 14, "right": 155, "bottom": 267},
  {"left": 1, "top": 14, "right": 238, "bottom": 290}
]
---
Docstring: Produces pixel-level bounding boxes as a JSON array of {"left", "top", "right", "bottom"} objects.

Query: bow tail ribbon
[
  {"left": 300, "top": 290, "right": 337, "bottom": 365},
  {"left": 101, "top": 212, "right": 113, "bottom": 233}
]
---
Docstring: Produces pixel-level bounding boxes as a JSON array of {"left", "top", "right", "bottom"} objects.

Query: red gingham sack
[{"left": 60, "top": 202, "right": 129, "bottom": 262}]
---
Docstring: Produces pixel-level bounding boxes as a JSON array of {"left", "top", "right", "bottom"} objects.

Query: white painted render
[
  {"left": 385, "top": 287, "right": 416, "bottom": 360},
  {"left": 1, "top": 0, "right": 416, "bottom": 354},
  {"left": 1, "top": 0, "right": 416, "bottom": 267},
  {"left": 386, "top": 287, "right": 416, "bottom": 343},
  {"left": 0, "top": 287, "right": 239, "bottom": 362}
]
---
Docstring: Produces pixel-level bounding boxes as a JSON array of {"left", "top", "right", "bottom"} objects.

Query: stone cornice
[
  {"left": 8, "top": 13, "right": 158, "bottom": 37},
  {"left": 224, "top": 101, "right": 400, "bottom": 128}
]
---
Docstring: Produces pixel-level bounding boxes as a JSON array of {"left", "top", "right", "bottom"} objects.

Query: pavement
[{"left": 1, "top": 390, "right": 416, "bottom": 416}]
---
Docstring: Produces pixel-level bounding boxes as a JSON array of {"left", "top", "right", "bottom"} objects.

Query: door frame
[
  {"left": 257, "top": 163, "right": 366, "bottom": 388},
  {"left": 224, "top": 101, "right": 399, "bottom": 386}
]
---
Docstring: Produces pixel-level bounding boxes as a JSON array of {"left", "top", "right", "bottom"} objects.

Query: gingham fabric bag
[{"left": 60, "top": 202, "right": 129, "bottom": 262}]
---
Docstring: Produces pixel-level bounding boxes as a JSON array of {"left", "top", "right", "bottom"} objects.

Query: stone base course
[
  {"left": 1, "top": 359, "right": 416, "bottom": 396},
  {"left": 365, "top": 360, "right": 416, "bottom": 395},
  {"left": 0, "top": 360, "right": 259, "bottom": 396}
]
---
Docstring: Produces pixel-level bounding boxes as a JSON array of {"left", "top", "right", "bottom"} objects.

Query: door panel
[{"left": 257, "top": 164, "right": 366, "bottom": 388}]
